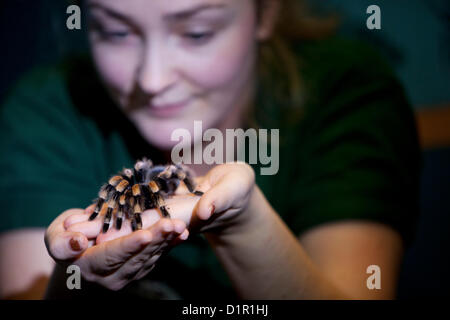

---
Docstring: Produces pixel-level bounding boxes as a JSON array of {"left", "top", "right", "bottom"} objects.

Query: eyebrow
[
  {"left": 88, "top": 3, "right": 131, "bottom": 23},
  {"left": 165, "top": 4, "right": 227, "bottom": 21},
  {"left": 88, "top": 2, "right": 227, "bottom": 23}
]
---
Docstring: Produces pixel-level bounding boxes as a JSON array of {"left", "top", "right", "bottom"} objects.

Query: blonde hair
[{"left": 252, "top": 0, "right": 339, "bottom": 128}]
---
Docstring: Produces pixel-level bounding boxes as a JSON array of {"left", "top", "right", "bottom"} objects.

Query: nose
[{"left": 137, "top": 42, "right": 175, "bottom": 95}]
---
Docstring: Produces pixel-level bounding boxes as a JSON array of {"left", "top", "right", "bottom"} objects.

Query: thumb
[
  {"left": 195, "top": 175, "right": 238, "bottom": 220},
  {"left": 47, "top": 231, "right": 88, "bottom": 261}
]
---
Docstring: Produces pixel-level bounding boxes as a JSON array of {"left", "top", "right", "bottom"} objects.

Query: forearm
[
  {"left": 205, "top": 186, "right": 349, "bottom": 299},
  {"left": 0, "top": 229, "right": 54, "bottom": 299}
]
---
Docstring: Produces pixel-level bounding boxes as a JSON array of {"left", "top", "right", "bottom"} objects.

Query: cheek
[
  {"left": 91, "top": 44, "right": 138, "bottom": 95},
  {"left": 181, "top": 19, "right": 256, "bottom": 90}
]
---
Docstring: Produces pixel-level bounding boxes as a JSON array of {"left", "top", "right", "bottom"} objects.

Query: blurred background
[{"left": 1, "top": 0, "right": 449, "bottom": 298}]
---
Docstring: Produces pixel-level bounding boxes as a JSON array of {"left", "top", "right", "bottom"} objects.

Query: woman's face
[{"left": 87, "top": 0, "right": 262, "bottom": 150}]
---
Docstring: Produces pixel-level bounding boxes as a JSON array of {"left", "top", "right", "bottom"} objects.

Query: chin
[
  {"left": 130, "top": 107, "right": 223, "bottom": 151},
  {"left": 136, "top": 121, "right": 182, "bottom": 151},
  {"left": 132, "top": 118, "right": 190, "bottom": 151}
]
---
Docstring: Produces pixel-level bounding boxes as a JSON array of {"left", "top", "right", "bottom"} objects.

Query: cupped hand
[
  {"left": 46, "top": 161, "right": 256, "bottom": 290},
  {"left": 45, "top": 207, "right": 189, "bottom": 291},
  {"left": 191, "top": 162, "right": 257, "bottom": 233}
]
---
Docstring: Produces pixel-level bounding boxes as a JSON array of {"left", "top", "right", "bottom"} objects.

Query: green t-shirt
[{"left": 0, "top": 37, "right": 421, "bottom": 299}]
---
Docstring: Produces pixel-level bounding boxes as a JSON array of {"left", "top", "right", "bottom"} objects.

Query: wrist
[{"left": 205, "top": 185, "right": 273, "bottom": 244}]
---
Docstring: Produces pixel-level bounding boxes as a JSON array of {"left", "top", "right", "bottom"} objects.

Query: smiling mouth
[{"left": 147, "top": 99, "right": 191, "bottom": 118}]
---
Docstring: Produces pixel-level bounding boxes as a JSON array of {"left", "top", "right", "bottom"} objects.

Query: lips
[{"left": 147, "top": 99, "right": 191, "bottom": 118}]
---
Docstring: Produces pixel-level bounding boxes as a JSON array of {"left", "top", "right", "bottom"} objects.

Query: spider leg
[
  {"left": 116, "top": 194, "right": 127, "bottom": 230},
  {"left": 120, "top": 168, "right": 135, "bottom": 184},
  {"left": 126, "top": 195, "right": 135, "bottom": 220},
  {"left": 91, "top": 174, "right": 129, "bottom": 219},
  {"left": 156, "top": 165, "right": 179, "bottom": 194},
  {"left": 132, "top": 201, "right": 143, "bottom": 231},
  {"left": 175, "top": 164, "right": 204, "bottom": 196},
  {"left": 154, "top": 192, "right": 171, "bottom": 218},
  {"left": 89, "top": 185, "right": 109, "bottom": 221},
  {"left": 148, "top": 180, "right": 171, "bottom": 218},
  {"left": 105, "top": 177, "right": 131, "bottom": 231},
  {"left": 89, "top": 198, "right": 103, "bottom": 221},
  {"left": 102, "top": 198, "right": 117, "bottom": 233},
  {"left": 156, "top": 164, "right": 201, "bottom": 195},
  {"left": 134, "top": 158, "right": 154, "bottom": 183},
  {"left": 131, "top": 184, "right": 145, "bottom": 231},
  {"left": 160, "top": 205, "right": 170, "bottom": 218}
]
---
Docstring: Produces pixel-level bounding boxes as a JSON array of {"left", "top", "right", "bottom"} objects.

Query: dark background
[{"left": 1, "top": 0, "right": 449, "bottom": 299}]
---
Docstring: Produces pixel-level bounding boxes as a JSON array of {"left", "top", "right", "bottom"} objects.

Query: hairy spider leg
[
  {"left": 102, "top": 198, "right": 118, "bottom": 233},
  {"left": 175, "top": 166, "right": 204, "bottom": 196},
  {"left": 120, "top": 168, "right": 135, "bottom": 184},
  {"left": 169, "top": 164, "right": 204, "bottom": 196},
  {"left": 116, "top": 194, "right": 127, "bottom": 230},
  {"left": 104, "top": 176, "right": 132, "bottom": 232},
  {"left": 127, "top": 195, "right": 136, "bottom": 222},
  {"left": 140, "top": 183, "right": 158, "bottom": 210},
  {"left": 134, "top": 158, "right": 154, "bottom": 184},
  {"left": 148, "top": 180, "right": 171, "bottom": 218},
  {"left": 132, "top": 201, "right": 143, "bottom": 231},
  {"left": 90, "top": 174, "right": 127, "bottom": 219},
  {"left": 90, "top": 174, "right": 132, "bottom": 232},
  {"left": 131, "top": 184, "right": 144, "bottom": 231},
  {"left": 89, "top": 185, "right": 109, "bottom": 221}
]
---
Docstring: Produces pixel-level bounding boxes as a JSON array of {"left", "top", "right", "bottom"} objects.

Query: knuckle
[
  {"left": 104, "top": 254, "right": 121, "bottom": 269},
  {"left": 132, "top": 254, "right": 149, "bottom": 266},
  {"left": 103, "top": 246, "right": 122, "bottom": 269}
]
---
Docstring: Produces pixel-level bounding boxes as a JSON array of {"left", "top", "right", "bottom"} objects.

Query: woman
[{"left": 0, "top": 0, "right": 420, "bottom": 299}]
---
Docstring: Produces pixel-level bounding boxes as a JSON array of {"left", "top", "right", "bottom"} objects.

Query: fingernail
[
  {"left": 180, "top": 230, "right": 189, "bottom": 241},
  {"left": 205, "top": 204, "right": 215, "bottom": 219},
  {"left": 70, "top": 237, "right": 82, "bottom": 251}
]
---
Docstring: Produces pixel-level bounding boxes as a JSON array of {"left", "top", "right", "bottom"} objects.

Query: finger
[
  {"left": 137, "top": 219, "right": 187, "bottom": 256},
  {"left": 195, "top": 176, "right": 234, "bottom": 220},
  {"left": 48, "top": 231, "right": 89, "bottom": 261},
  {"left": 112, "top": 219, "right": 186, "bottom": 281},
  {"left": 93, "top": 205, "right": 191, "bottom": 245},
  {"left": 126, "top": 219, "right": 185, "bottom": 260},
  {"left": 95, "top": 219, "right": 134, "bottom": 244},
  {"left": 141, "top": 208, "right": 162, "bottom": 229},
  {"left": 82, "top": 229, "right": 152, "bottom": 273},
  {"left": 196, "top": 167, "right": 254, "bottom": 220},
  {"left": 98, "top": 254, "right": 158, "bottom": 290},
  {"left": 64, "top": 213, "right": 90, "bottom": 230},
  {"left": 94, "top": 209, "right": 163, "bottom": 245},
  {"left": 160, "top": 195, "right": 200, "bottom": 226},
  {"left": 85, "top": 204, "right": 96, "bottom": 215},
  {"left": 133, "top": 264, "right": 156, "bottom": 281},
  {"left": 67, "top": 219, "right": 103, "bottom": 239},
  {"left": 170, "top": 228, "right": 190, "bottom": 247},
  {"left": 46, "top": 209, "right": 89, "bottom": 261}
]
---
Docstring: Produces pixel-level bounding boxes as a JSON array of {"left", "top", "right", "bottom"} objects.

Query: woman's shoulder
[
  {"left": 288, "top": 36, "right": 415, "bottom": 134},
  {"left": 1, "top": 54, "right": 93, "bottom": 118},
  {"left": 294, "top": 36, "right": 396, "bottom": 79},
  {"left": 0, "top": 55, "right": 135, "bottom": 233},
  {"left": 267, "top": 37, "right": 421, "bottom": 246}
]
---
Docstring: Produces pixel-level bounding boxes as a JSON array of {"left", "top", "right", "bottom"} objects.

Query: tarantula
[{"left": 89, "top": 158, "right": 203, "bottom": 233}]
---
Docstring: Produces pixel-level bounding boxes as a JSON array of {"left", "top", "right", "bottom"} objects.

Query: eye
[
  {"left": 89, "top": 20, "right": 132, "bottom": 41},
  {"left": 101, "top": 30, "right": 130, "bottom": 39},
  {"left": 183, "top": 31, "right": 214, "bottom": 44}
]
